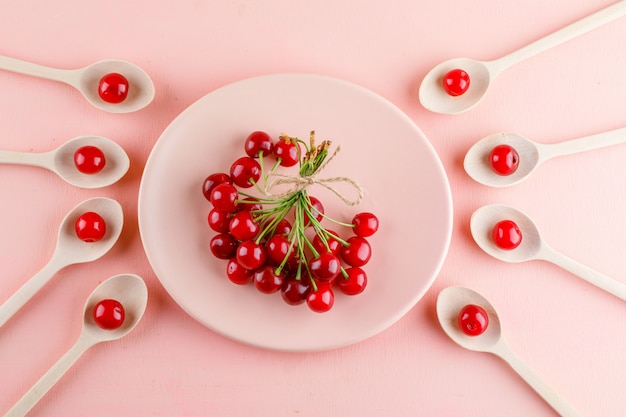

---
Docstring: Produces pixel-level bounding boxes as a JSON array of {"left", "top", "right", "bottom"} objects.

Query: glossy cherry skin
[
  {"left": 202, "top": 172, "right": 231, "bottom": 201},
  {"left": 458, "top": 304, "right": 489, "bottom": 336},
  {"left": 226, "top": 258, "right": 253, "bottom": 285},
  {"left": 312, "top": 230, "right": 341, "bottom": 255},
  {"left": 93, "top": 299, "right": 125, "bottom": 330},
  {"left": 352, "top": 212, "right": 379, "bottom": 237},
  {"left": 490, "top": 145, "right": 520, "bottom": 176},
  {"left": 75, "top": 211, "right": 106, "bottom": 242},
  {"left": 209, "top": 233, "right": 238, "bottom": 259},
  {"left": 229, "top": 211, "right": 260, "bottom": 241},
  {"left": 304, "top": 196, "right": 324, "bottom": 227},
  {"left": 74, "top": 146, "right": 106, "bottom": 174},
  {"left": 306, "top": 284, "right": 334, "bottom": 313},
  {"left": 98, "top": 73, "right": 129, "bottom": 104},
  {"left": 492, "top": 220, "right": 522, "bottom": 250},
  {"left": 273, "top": 219, "right": 292, "bottom": 236},
  {"left": 336, "top": 267, "right": 367, "bottom": 295},
  {"left": 309, "top": 252, "right": 341, "bottom": 281},
  {"left": 265, "top": 234, "right": 294, "bottom": 266},
  {"left": 230, "top": 157, "right": 261, "bottom": 188},
  {"left": 340, "top": 236, "right": 372, "bottom": 267},
  {"left": 281, "top": 277, "right": 311, "bottom": 306},
  {"left": 442, "top": 69, "right": 470, "bottom": 96},
  {"left": 236, "top": 197, "right": 263, "bottom": 213},
  {"left": 274, "top": 138, "right": 299, "bottom": 167},
  {"left": 244, "top": 131, "right": 274, "bottom": 158},
  {"left": 253, "top": 266, "right": 285, "bottom": 294},
  {"left": 207, "top": 209, "right": 231, "bottom": 233},
  {"left": 236, "top": 240, "right": 267, "bottom": 270},
  {"left": 210, "top": 183, "right": 239, "bottom": 212}
]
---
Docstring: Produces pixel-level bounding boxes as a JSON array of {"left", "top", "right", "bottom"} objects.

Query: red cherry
[
  {"left": 304, "top": 196, "right": 324, "bottom": 227},
  {"left": 312, "top": 230, "right": 341, "bottom": 255},
  {"left": 244, "top": 131, "right": 274, "bottom": 158},
  {"left": 74, "top": 146, "right": 106, "bottom": 174},
  {"left": 202, "top": 173, "right": 231, "bottom": 201},
  {"left": 340, "top": 236, "right": 371, "bottom": 267},
  {"left": 98, "top": 73, "right": 129, "bottom": 104},
  {"left": 336, "top": 267, "right": 367, "bottom": 295},
  {"left": 442, "top": 69, "right": 470, "bottom": 96},
  {"left": 253, "top": 265, "right": 285, "bottom": 294},
  {"left": 352, "top": 212, "right": 379, "bottom": 237},
  {"left": 236, "top": 197, "right": 263, "bottom": 212},
  {"left": 489, "top": 145, "right": 520, "bottom": 176},
  {"left": 229, "top": 211, "right": 260, "bottom": 241},
  {"left": 458, "top": 304, "right": 489, "bottom": 336},
  {"left": 281, "top": 277, "right": 311, "bottom": 306},
  {"left": 226, "top": 259, "right": 253, "bottom": 285},
  {"left": 265, "top": 234, "right": 294, "bottom": 265},
  {"left": 306, "top": 284, "right": 334, "bottom": 313},
  {"left": 75, "top": 212, "right": 106, "bottom": 242},
  {"left": 210, "top": 183, "right": 239, "bottom": 212},
  {"left": 207, "top": 209, "right": 231, "bottom": 233},
  {"left": 236, "top": 240, "right": 266, "bottom": 270},
  {"left": 274, "top": 138, "right": 300, "bottom": 167},
  {"left": 209, "top": 233, "right": 238, "bottom": 259},
  {"left": 273, "top": 219, "right": 292, "bottom": 236},
  {"left": 309, "top": 252, "right": 341, "bottom": 282},
  {"left": 230, "top": 157, "right": 261, "bottom": 188},
  {"left": 492, "top": 220, "right": 522, "bottom": 250},
  {"left": 93, "top": 299, "right": 125, "bottom": 330}
]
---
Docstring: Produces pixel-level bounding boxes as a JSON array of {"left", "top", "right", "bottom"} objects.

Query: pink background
[{"left": 1, "top": 1, "right": 626, "bottom": 416}]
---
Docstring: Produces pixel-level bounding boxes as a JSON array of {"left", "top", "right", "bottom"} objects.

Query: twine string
[{"left": 263, "top": 145, "right": 363, "bottom": 206}]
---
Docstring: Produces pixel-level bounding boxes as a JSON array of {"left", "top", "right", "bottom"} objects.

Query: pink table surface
[{"left": 1, "top": 1, "right": 626, "bottom": 416}]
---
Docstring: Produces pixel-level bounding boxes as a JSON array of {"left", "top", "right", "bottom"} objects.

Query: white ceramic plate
[{"left": 138, "top": 73, "right": 452, "bottom": 352}]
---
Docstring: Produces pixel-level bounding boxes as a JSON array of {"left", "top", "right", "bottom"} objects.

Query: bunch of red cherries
[{"left": 202, "top": 131, "right": 379, "bottom": 313}]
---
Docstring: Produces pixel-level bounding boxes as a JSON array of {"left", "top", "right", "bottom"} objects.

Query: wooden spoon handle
[
  {"left": 0, "top": 253, "right": 65, "bottom": 328},
  {"left": 0, "top": 150, "right": 54, "bottom": 170},
  {"left": 492, "top": 342, "right": 583, "bottom": 417},
  {"left": 544, "top": 126, "right": 626, "bottom": 159},
  {"left": 0, "top": 55, "right": 75, "bottom": 84},
  {"left": 4, "top": 335, "right": 94, "bottom": 417},
  {"left": 541, "top": 245, "right": 626, "bottom": 301},
  {"left": 493, "top": 1, "right": 626, "bottom": 73}
]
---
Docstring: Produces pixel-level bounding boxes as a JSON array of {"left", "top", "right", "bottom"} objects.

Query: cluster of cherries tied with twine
[{"left": 202, "top": 131, "right": 379, "bottom": 313}]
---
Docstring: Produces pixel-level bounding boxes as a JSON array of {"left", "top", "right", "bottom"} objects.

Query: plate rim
[{"left": 138, "top": 72, "right": 453, "bottom": 351}]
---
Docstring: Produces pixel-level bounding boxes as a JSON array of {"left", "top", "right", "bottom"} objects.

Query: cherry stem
[{"left": 240, "top": 131, "right": 357, "bottom": 289}]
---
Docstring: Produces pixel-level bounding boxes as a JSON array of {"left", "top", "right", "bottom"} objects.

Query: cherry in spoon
[
  {"left": 0, "top": 55, "right": 155, "bottom": 113},
  {"left": 0, "top": 135, "right": 130, "bottom": 188},
  {"left": 436, "top": 286, "right": 583, "bottom": 417},
  {"left": 418, "top": 1, "right": 626, "bottom": 114},
  {"left": 4, "top": 274, "right": 148, "bottom": 417}
]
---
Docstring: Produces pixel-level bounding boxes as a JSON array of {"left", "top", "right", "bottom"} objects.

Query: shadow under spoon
[
  {"left": 0, "top": 55, "right": 155, "bottom": 113},
  {"left": 418, "top": 1, "right": 626, "bottom": 114},
  {"left": 471, "top": 204, "right": 626, "bottom": 301},
  {"left": 0, "top": 135, "right": 130, "bottom": 188},
  {"left": 437, "top": 286, "right": 583, "bottom": 417},
  {"left": 4, "top": 273, "right": 148, "bottom": 417},
  {"left": 0, "top": 197, "right": 123, "bottom": 328},
  {"left": 464, "top": 126, "right": 626, "bottom": 187}
]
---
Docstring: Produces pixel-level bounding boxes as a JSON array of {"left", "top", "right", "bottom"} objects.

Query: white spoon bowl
[
  {"left": 418, "top": 58, "right": 493, "bottom": 115},
  {"left": 436, "top": 286, "right": 583, "bottom": 417},
  {"left": 464, "top": 127, "right": 626, "bottom": 187},
  {"left": 0, "top": 197, "right": 124, "bottom": 328},
  {"left": 0, "top": 55, "right": 155, "bottom": 113},
  {"left": 0, "top": 135, "right": 130, "bottom": 188},
  {"left": 470, "top": 204, "right": 626, "bottom": 301},
  {"left": 419, "top": 1, "right": 626, "bottom": 114},
  {"left": 463, "top": 133, "right": 540, "bottom": 187},
  {"left": 4, "top": 273, "right": 148, "bottom": 417}
]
